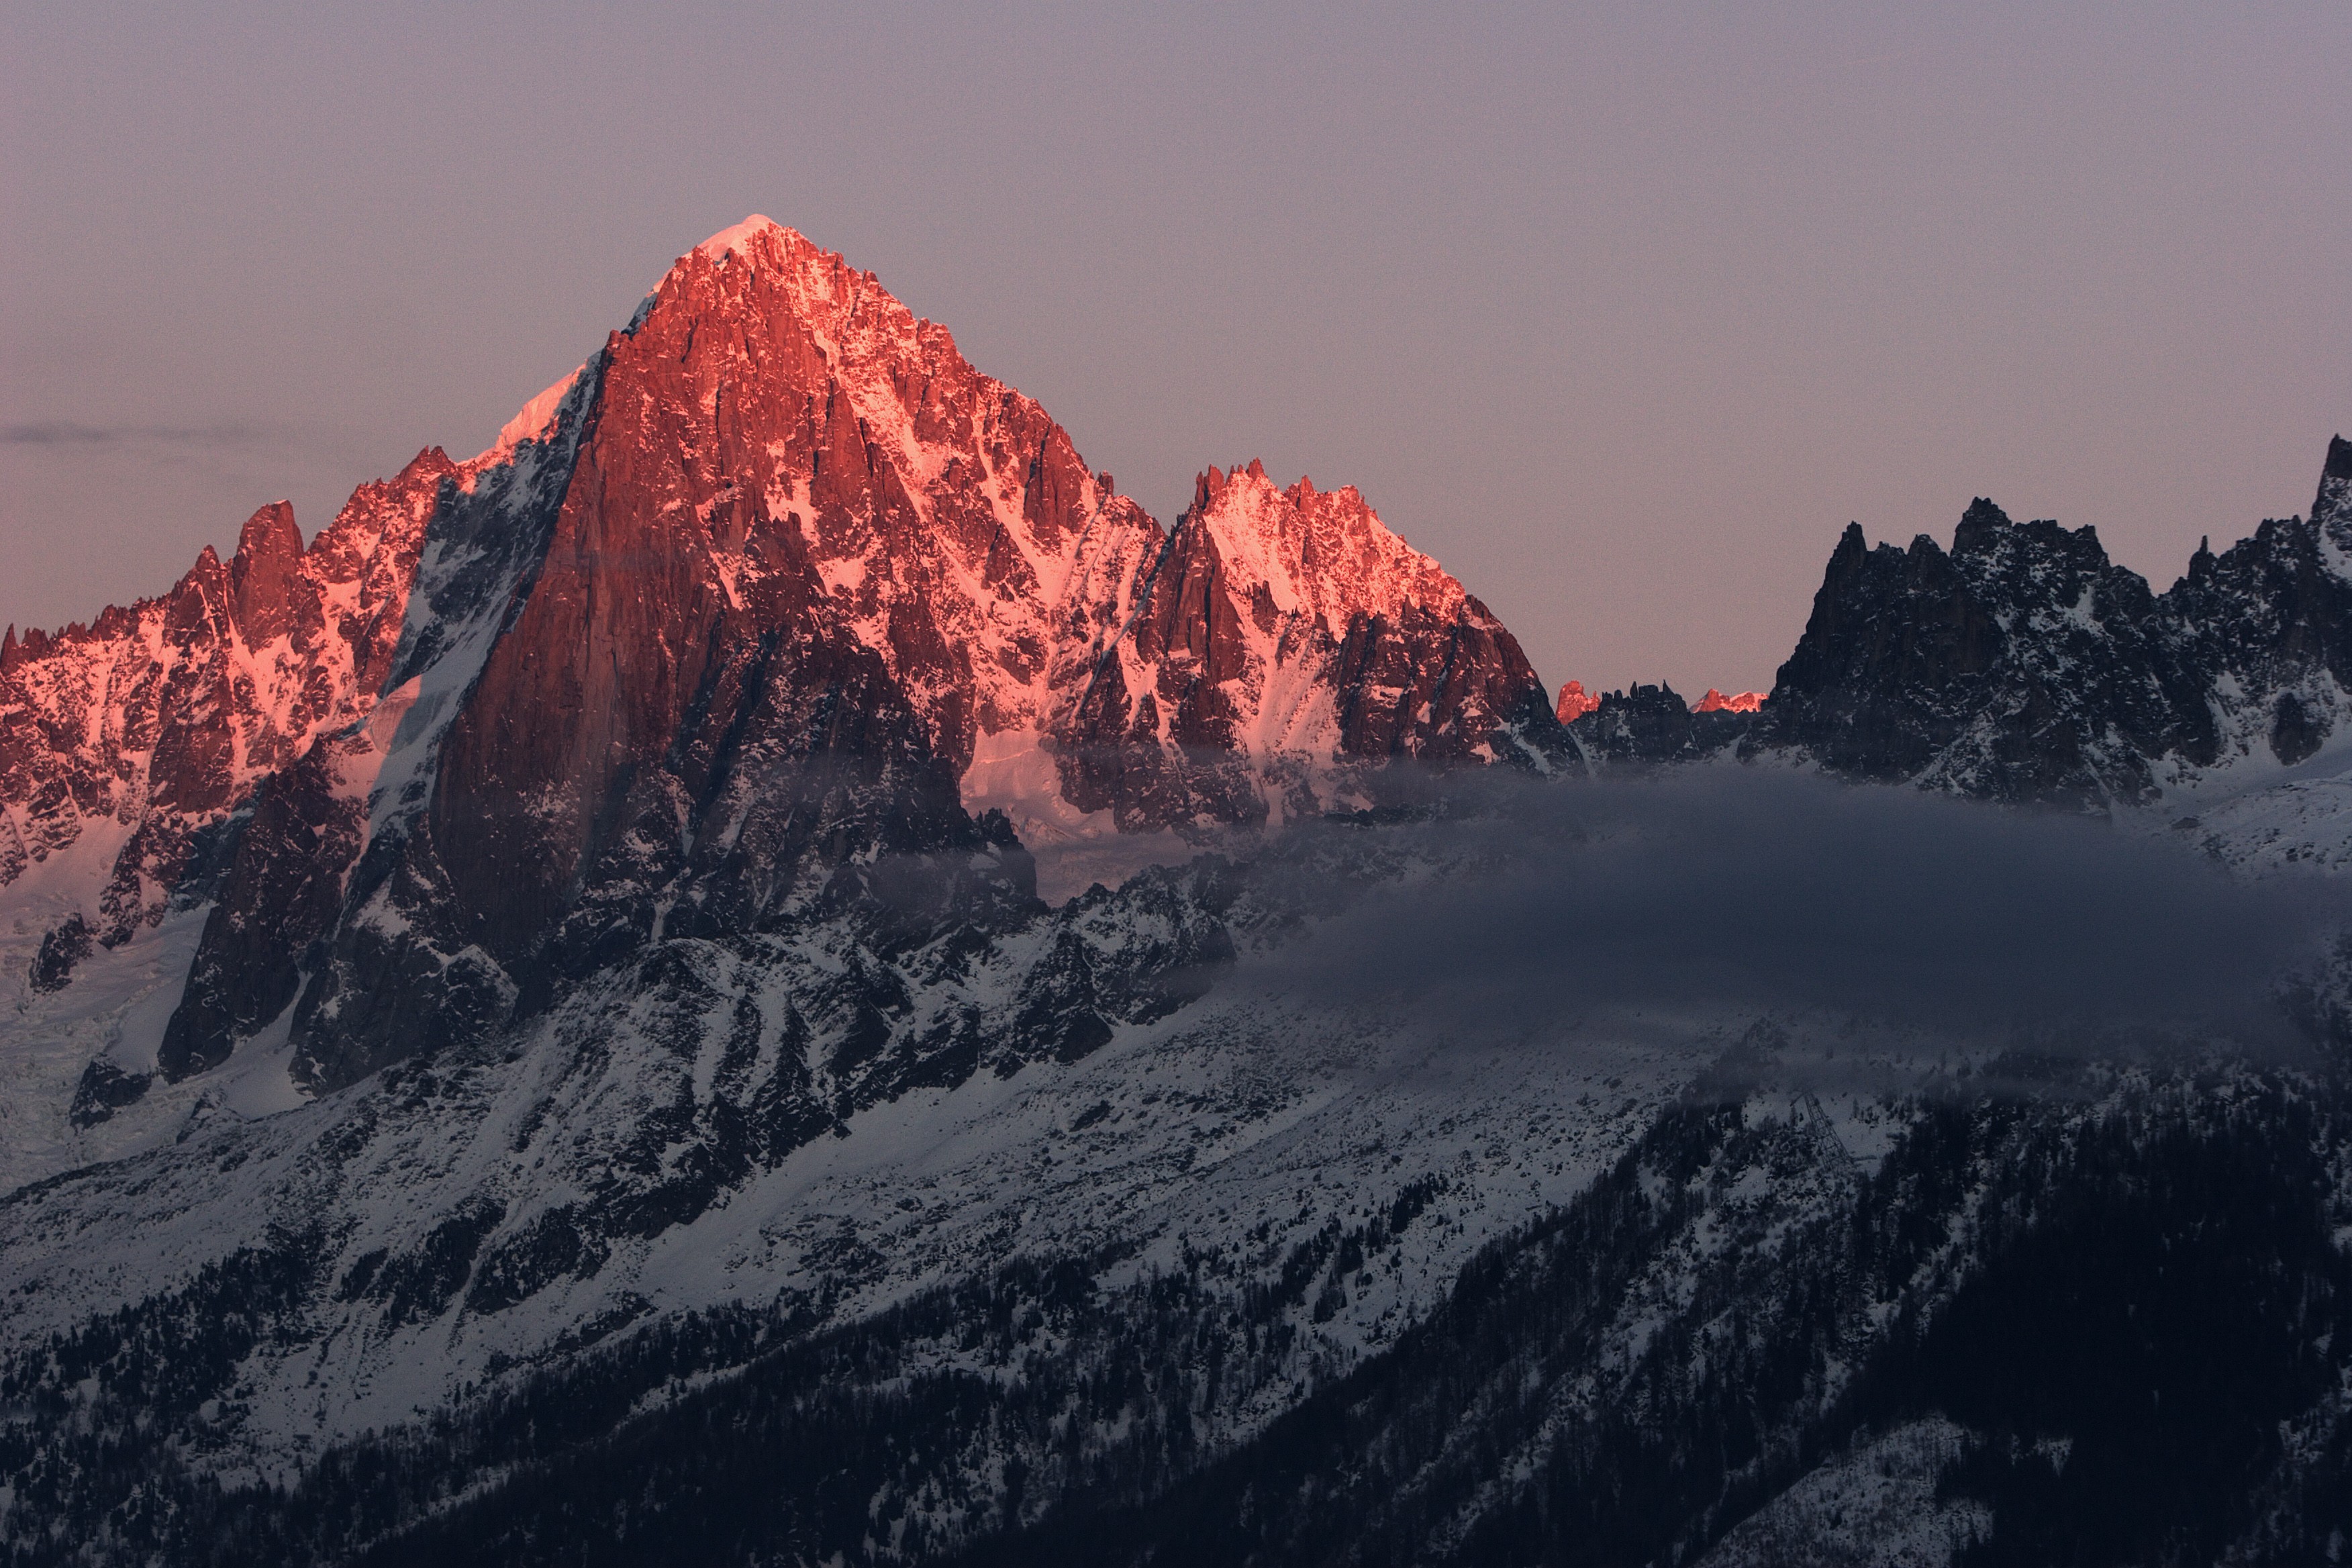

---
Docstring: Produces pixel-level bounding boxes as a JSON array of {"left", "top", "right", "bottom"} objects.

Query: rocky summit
[
  {"left": 1, "top": 217, "right": 1570, "bottom": 1112},
  {"left": 4, "top": 219, "right": 2352, "bottom": 1568},
  {"left": 1559, "top": 437, "right": 2352, "bottom": 807}
]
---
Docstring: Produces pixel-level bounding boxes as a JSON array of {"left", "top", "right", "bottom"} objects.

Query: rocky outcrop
[
  {"left": 156, "top": 703, "right": 398, "bottom": 1081},
  {"left": 1057, "top": 462, "right": 1573, "bottom": 829},
  {"left": 28, "top": 912, "right": 93, "bottom": 993},
  {"left": 1749, "top": 439, "right": 2352, "bottom": 807},
  {"left": 0, "top": 449, "right": 450, "bottom": 939},
  {"left": 1567, "top": 682, "right": 1755, "bottom": 766},
  {"left": 1750, "top": 500, "right": 2206, "bottom": 806}
]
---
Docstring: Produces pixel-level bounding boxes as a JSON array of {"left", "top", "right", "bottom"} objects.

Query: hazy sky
[{"left": 3, "top": 4, "right": 2347, "bottom": 697}]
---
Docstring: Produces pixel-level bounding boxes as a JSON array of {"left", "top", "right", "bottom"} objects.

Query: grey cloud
[{"left": 1248, "top": 771, "right": 2347, "bottom": 1064}]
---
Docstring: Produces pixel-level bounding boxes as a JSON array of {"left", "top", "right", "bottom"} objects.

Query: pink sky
[{"left": 3, "top": 4, "right": 2347, "bottom": 699}]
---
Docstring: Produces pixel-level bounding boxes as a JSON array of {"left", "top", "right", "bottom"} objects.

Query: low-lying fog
[{"left": 1140, "top": 769, "right": 2352, "bottom": 1071}]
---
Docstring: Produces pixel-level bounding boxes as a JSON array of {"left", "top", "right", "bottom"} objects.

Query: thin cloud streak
[{"left": 1, "top": 421, "right": 272, "bottom": 447}]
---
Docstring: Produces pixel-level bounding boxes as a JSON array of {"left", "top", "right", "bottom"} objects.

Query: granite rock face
[
  {"left": 1742, "top": 440, "right": 2352, "bottom": 806},
  {"left": 9, "top": 217, "right": 1573, "bottom": 1103},
  {"left": 1060, "top": 461, "right": 1573, "bottom": 830},
  {"left": 1, "top": 454, "right": 447, "bottom": 943}
]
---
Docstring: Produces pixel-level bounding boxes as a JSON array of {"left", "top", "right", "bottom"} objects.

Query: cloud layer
[{"left": 1255, "top": 771, "right": 2345, "bottom": 1064}]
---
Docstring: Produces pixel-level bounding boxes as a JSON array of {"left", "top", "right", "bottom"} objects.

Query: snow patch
[
  {"left": 474, "top": 365, "right": 585, "bottom": 469},
  {"left": 695, "top": 214, "right": 789, "bottom": 263}
]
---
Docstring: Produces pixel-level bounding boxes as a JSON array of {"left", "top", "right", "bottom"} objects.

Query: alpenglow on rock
[
  {"left": 1, "top": 216, "right": 1570, "bottom": 1102},
  {"left": 0, "top": 457, "right": 448, "bottom": 952},
  {"left": 9, "top": 222, "right": 2352, "bottom": 1568}
]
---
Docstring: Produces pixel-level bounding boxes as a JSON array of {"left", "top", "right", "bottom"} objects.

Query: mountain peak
[
  {"left": 693, "top": 213, "right": 797, "bottom": 262},
  {"left": 1, "top": 213, "right": 1569, "bottom": 1075},
  {"left": 1952, "top": 497, "right": 2014, "bottom": 556},
  {"left": 1181, "top": 461, "right": 1458, "bottom": 634},
  {"left": 234, "top": 499, "right": 302, "bottom": 558},
  {"left": 2316, "top": 434, "right": 2352, "bottom": 527},
  {"left": 473, "top": 365, "right": 584, "bottom": 468}
]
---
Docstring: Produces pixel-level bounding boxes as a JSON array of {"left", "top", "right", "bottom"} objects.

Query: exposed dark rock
[
  {"left": 66, "top": 1057, "right": 151, "bottom": 1126},
  {"left": 1567, "top": 681, "right": 1755, "bottom": 766},
  {"left": 158, "top": 728, "right": 370, "bottom": 1079},
  {"left": 1747, "top": 442, "right": 2352, "bottom": 807},
  {"left": 28, "top": 911, "right": 93, "bottom": 992}
]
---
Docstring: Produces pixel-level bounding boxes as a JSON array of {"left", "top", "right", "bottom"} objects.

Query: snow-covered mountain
[
  {"left": 3, "top": 219, "right": 2350, "bottom": 1567},
  {"left": 1055, "top": 459, "right": 1567, "bottom": 832},
  {"left": 1, "top": 217, "right": 1569, "bottom": 1127}
]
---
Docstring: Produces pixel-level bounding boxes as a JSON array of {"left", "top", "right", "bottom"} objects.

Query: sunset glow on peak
[{"left": 694, "top": 213, "right": 795, "bottom": 263}]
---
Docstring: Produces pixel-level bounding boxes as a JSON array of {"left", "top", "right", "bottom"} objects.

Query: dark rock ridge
[
  {"left": 1567, "top": 681, "right": 1757, "bottom": 767},
  {"left": 1566, "top": 438, "right": 2352, "bottom": 805},
  {"left": 1742, "top": 438, "right": 2352, "bottom": 806}
]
